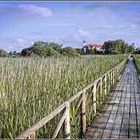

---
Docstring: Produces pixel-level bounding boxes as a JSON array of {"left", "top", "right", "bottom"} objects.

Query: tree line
[
  {"left": 0, "top": 41, "right": 79, "bottom": 57},
  {"left": 0, "top": 39, "right": 138, "bottom": 57},
  {"left": 20, "top": 41, "right": 78, "bottom": 57},
  {"left": 103, "top": 39, "right": 135, "bottom": 54}
]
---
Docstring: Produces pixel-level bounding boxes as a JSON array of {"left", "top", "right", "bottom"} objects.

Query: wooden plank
[
  {"left": 75, "top": 95, "right": 82, "bottom": 113},
  {"left": 92, "top": 83, "right": 97, "bottom": 115},
  {"left": 87, "top": 59, "right": 126, "bottom": 138},
  {"left": 104, "top": 74, "right": 107, "bottom": 96},
  {"left": 100, "top": 78, "right": 103, "bottom": 105},
  {"left": 110, "top": 80, "right": 125, "bottom": 138},
  {"left": 118, "top": 75, "right": 127, "bottom": 138},
  {"left": 129, "top": 70, "right": 137, "bottom": 138},
  {"left": 28, "top": 132, "right": 36, "bottom": 139},
  {"left": 85, "top": 58, "right": 140, "bottom": 139},
  {"left": 102, "top": 77, "right": 124, "bottom": 138},
  {"left": 81, "top": 92, "right": 86, "bottom": 136},
  {"left": 16, "top": 101, "right": 68, "bottom": 139},
  {"left": 119, "top": 62, "right": 130, "bottom": 138},
  {"left": 52, "top": 109, "right": 67, "bottom": 138},
  {"left": 85, "top": 94, "right": 115, "bottom": 138},
  {"left": 93, "top": 80, "right": 122, "bottom": 138},
  {"left": 64, "top": 102, "right": 71, "bottom": 139},
  {"left": 134, "top": 71, "right": 140, "bottom": 138}
]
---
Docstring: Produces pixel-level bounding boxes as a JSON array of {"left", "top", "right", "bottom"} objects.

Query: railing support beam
[{"left": 64, "top": 102, "right": 71, "bottom": 139}]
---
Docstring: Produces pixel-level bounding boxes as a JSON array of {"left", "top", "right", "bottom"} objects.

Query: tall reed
[{"left": 0, "top": 55, "right": 126, "bottom": 138}]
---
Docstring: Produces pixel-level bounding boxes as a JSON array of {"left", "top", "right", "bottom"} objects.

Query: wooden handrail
[
  {"left": 16, "top": 101, "right": 68, "bottom": 139},
  {"left": 16, "top": 59, "right": 126, "bottom": 139}
]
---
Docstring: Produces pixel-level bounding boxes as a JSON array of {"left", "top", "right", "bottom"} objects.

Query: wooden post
[
  {"left": 104, "top": 74, "right": 107, "bottom": 96},
  {"left": 116, "top": 66, "right": 119, "bottom": 81},
  {"left": 100, "top": 78, "right": 103, "bottom": 96},
  {"left": 75, "top": 95, "right": 82, "bottom": 114},
  {"left": 92, "top": 83, "right": 96, "bottom": 115},
  {"left": 115, "top": 68, "right": 116, "bottom": 82},
  {"left": 52, "top": 108, "right": 67, "bottom": 139},
  {"left": 119, "top": 64, "right": 121, "bottom": 73},
  {"left": 111, "top": 70, "right": 113, "bottom": 86},
  {"left": 64, "top": 102, "right": 71, "bottom": 139},
  {"left": 28, "top": 131, "right": 36, "bottom": 139},
  {"left": 107, "top": 72, "right": 110, "bottom": 93},
  {"left": 109, "top": 72, "right": 111, "bottom": 91},
  {"left": 99, "top": 79, "right": 103, "bottom": 106},
  {"left": 81, "top": 92, "right": 86, "bottom": 136},
  {"left": 112, "top": 69, "right": 114, "bottom": 85},
  {"left": 116, "top": 66, "right": 118, "bottom": 78},
  {"left": 110, "top": 71, "right": 112, "bottom": 88}
]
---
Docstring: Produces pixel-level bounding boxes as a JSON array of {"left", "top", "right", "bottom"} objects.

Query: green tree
[
  {"left": 49, "top": 42, "right": 62, "bottom": 53},
  {"left": 33, "top": 41, "right": 46, "bottom": 47},
  {"left": 103, "top": 40, "right": 115, "bottom": 54},
  {"left": 88, "top": 49, "right": 95, "bottom": 55},
  {"left": 103, "top": 39, "right": 135, "bottom": 54},
  {"left": 21, "top": 47, "right": 32, "bottom": 56},
  {"left": 43, "top": 46, "right": 60, "bottom": 57},
  {"left": 0, "top": 49, "right": 8, "bottom": 57},
  {"left": 60, "top": 47, "right": 79, "bottom": 57},
  {"left": 20, "top": 41, "right": 79, "bottom": 57}
]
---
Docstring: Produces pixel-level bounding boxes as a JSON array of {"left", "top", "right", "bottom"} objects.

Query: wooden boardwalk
[{"left": 85, "top": 58, "right": 140, "bottom": 138}]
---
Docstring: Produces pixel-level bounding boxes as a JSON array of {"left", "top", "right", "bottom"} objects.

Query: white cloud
[
  {"left": 18, "top": 4, "right": 52, "bottom": 18},
  {"left": 57, "top": 29, "right": 96, "bottom": 48},
  {"left": 17, "top": 38, "right": 24, "bottom": 43},
  {"left": 0, "top": 4, "right": 52, "bottom": 19},
  {"left": 16, "top": 38, "right": 26, "bottom": 48},
  {"left": 9, "top": 46, "right": 14, "bottom": 50},
  {"left": 6, "top": 38, "right": 33, "bottom": 52},
  {"left": 45, "top": 23, "right": 75, "bottom": 26},
  {"left": 77, "top": 29, "right": 95, "bottom": 42},
  {"left": 130, "top": 24, "right": 137, "bottom": 29},
  {"left": 93, "top": 7, "right": 110, "bottom": 14},
  {"left": 16, "top": 38, "right": 34, "bottom": 47}
]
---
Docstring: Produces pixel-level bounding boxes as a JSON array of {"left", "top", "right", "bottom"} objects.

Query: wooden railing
[{"left": 16, "top": 59, "right": 126, "bottom": 139}]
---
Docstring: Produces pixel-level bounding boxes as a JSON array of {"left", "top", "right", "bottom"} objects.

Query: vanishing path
[{"left": 85, "top": 58, "right": 140, "bottom": 138}]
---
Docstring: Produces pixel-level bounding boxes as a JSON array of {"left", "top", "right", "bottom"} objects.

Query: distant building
[
  {"left": 74, "top": 41, "right": 105, "bottom": 55},
  {"left": 75, "top": 48, "right": 81, "bottom": 54},
  {"left": 82, "top": 43, "right": 105, "bottom": 54}
]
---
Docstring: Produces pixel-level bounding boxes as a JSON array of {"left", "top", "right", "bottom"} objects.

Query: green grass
[
  {"left": 133, "top": 55, "right": 140, "bottom": 74},
  {"left": 0, "top": 55, "right": 127, "bottom": 138}
]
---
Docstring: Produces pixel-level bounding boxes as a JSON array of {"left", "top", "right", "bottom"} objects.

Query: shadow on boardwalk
[{"left": 85, "top": 58, "right": 140, "bottom": 138}]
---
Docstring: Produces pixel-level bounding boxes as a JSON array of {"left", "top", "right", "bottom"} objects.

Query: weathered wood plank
[
  {"left": 85, "top": 58, "right": 140, "bottom": 139},
  {"left": 110, "top": 82, "right": 125, "bottom": 138},
  {"left": 16, "top": 101, "right": 68, "bottom": 139},
  {"left": 92, "top": 81, "right": 122, "bottom": 138},
  {"left": 102, "top": 78, "right": 124, "bottom": 138},
  {"left": 64, "top": 102, "right": 71, "bottom": 139},
  {"left": 92, "top": 84, "right": 97, "bottom": 116},
  {"left": 52, "top": 109, "right": 67, "bottom": 138},
  {"left": 81, "top": 92, "right": 86, "bottom": 136}
]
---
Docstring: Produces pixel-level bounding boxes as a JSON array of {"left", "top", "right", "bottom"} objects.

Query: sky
[{"left": 0, "top": 1, "right": 140, "bottom": 52}]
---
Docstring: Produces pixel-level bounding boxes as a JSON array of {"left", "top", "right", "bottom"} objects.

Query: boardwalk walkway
[{"left": 85, "top": 58, "right": 140, "bottom": 138}]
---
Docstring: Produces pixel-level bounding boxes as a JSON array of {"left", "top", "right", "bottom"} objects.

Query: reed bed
[
  {"left": 133, "top": 55, "right": 140, "bottom": 74},
  {"left": 0, "top": 55, "right": 127, "bottom": 138}
]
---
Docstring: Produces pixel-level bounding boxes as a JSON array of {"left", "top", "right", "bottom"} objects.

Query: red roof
[
  {"left": 94, "top": 44, "right": 103, "bottom": 49},
  {"left": 75, "top": 48, "right": 81, "bottom": 51},
  {"left": 74, "top": 48, "right": 81, "bottom": 53},
  {"left": 84, "top": 44, "right": 103, "bottom": 49}
]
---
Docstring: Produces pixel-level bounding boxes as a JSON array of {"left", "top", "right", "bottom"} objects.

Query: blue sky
[{"left": 0, "top": 1, "right": 140, "bottom": 52}]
